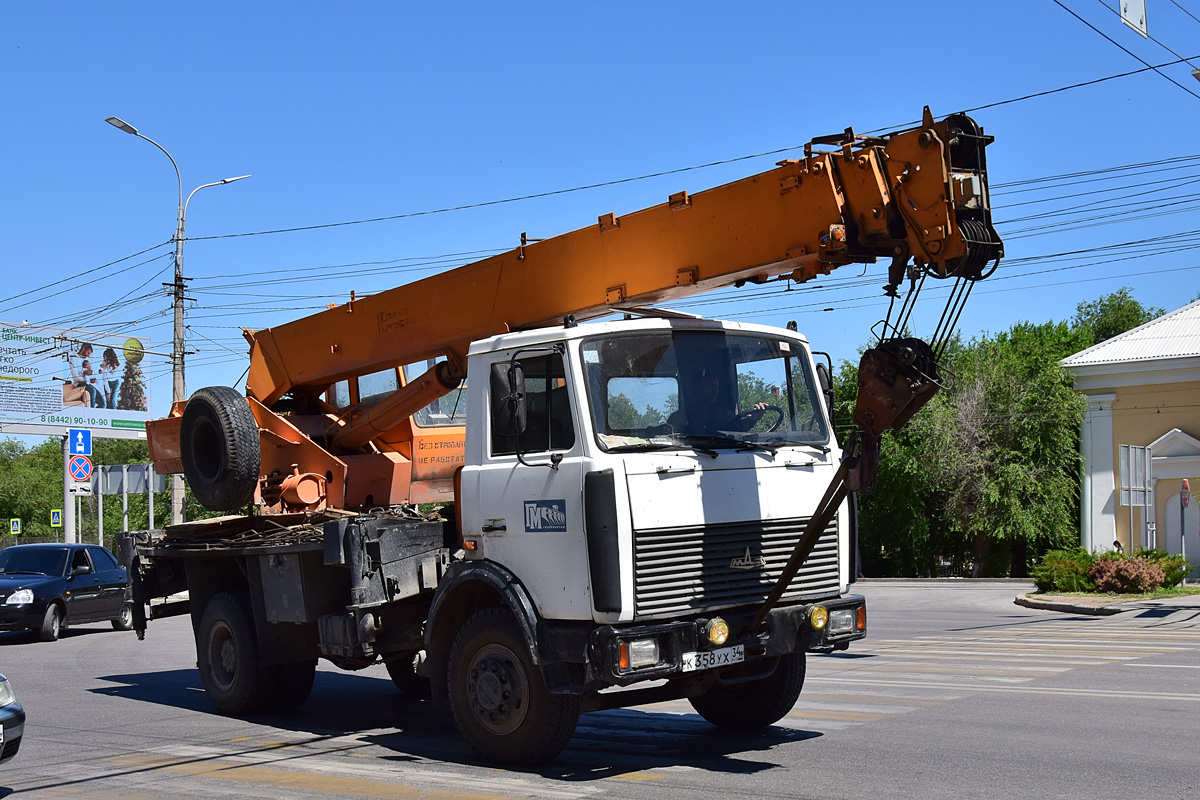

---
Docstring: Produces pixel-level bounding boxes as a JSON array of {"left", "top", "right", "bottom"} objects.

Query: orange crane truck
[{"left": 125, "top": 107, "right": 1002, "bottom": 765}]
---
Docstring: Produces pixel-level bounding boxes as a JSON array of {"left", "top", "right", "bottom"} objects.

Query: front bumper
[
  {"left": 0, "top": 601, "right": 47, "bottom": 632},
  {"left": 0, "top": 702, "right": 24, "bottom": 764},
  {"left": 588, "top": 594, "right": 865, "bottom": 686}
]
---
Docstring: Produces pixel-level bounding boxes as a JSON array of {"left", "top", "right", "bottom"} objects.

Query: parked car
[
  {"left": 0, "top": 673, "right": 23, "bottom": 764},
  {"left": 0, "top": 543, "right": 132, "bottom": 641}
]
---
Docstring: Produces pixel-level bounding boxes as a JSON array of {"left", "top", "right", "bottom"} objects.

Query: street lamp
[{"left": 105, "top": 116, "right": 249, "bottom": 525}]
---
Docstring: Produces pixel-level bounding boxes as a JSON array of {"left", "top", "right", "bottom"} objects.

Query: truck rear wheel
[
  {"left": 271, "top": 659, "right": 317, "bottom": 712},
  {"left": 181, "top": 386, "right": 260, "bottom": 511},
  {"left": 197, "top": 592, "right": 274, "bottom": 715},
  {"left": 689, "top": 652, "right": 806, "bottom": 729},
  {"left": 447, "top": 607, "right": 579, "bottom": 766}
]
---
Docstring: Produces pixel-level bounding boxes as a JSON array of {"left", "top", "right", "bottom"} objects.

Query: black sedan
[
  {"left": 0, "top": 673, "right": 23, "bottom": 764},
  {"left": 0, "top": 543, "right": 132, "bottom": 641}
]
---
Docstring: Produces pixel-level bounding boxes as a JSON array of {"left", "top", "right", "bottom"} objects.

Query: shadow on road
[{"left": 92, "top": 667, "right": 821, "bottom": 777}]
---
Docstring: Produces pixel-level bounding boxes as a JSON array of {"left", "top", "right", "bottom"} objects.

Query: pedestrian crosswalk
[
  {"left": 782, "top": 612, "right": 1200, "bottom": 732},
  {"left": 8, "top": 605, "right": 1200, "bottom": 800}
]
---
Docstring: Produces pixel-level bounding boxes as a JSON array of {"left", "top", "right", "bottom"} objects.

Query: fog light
[
  {"left": 705, "top": 617, "right": 730, "bottom": 646},
  {"left": 809, "top": 605, "right": 828, "bottom": 630},
  {"left": 828, "top": 608, "right": 854, "bottom": 634},
  {"left": 618, "top": 638, "right": 660, "bottom": 671}
]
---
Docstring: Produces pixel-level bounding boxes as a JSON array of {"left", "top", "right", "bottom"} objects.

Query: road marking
[
  {"left": 1123, "top": 663, "right": 1200, "bottom": 668},
  {"left": 787, "top": 708, "right": 889, "bottom": 722},
  {"left": 810, "top": 676, "right": 1200, "bottom": 702}
]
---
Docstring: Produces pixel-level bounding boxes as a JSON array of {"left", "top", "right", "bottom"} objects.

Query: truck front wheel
[
  {"left": 689, "top": 652, "right": 806, "bottom": 729},
  {"left": 197, "top": 592, "right": 274, "bottom": 715},
  {"left": 447, "top": 607, "right": 579, "bottom": 766}
]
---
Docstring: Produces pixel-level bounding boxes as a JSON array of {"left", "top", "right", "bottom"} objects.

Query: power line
[{"left": 1051, "top": 0, "right": 1200, "bottom": 101}]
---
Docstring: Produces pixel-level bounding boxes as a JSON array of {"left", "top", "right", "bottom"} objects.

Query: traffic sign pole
[{"left": 62, "top": 436, "right": 75, "bottom": 544}]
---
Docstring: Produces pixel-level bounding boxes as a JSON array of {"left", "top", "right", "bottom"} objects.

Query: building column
[{"left": 1080, "top": 393, "right": 1117, "bottom": 552}]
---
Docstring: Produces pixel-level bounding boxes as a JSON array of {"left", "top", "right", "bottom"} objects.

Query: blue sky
[{"left": 3, "top": 1, "right": 1199, "bottom": 429}]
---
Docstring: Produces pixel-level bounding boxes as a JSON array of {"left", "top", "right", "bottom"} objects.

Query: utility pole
[{"left": 105, "top": 116, "right": 248, "bottom": 525}]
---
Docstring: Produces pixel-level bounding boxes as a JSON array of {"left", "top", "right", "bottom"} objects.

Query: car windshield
[
  {"left": 0, "top": 547, "right": 69, "bottom": 577},
  {"left": 581, "top": 329, "right": 830, "bottom": 452}
]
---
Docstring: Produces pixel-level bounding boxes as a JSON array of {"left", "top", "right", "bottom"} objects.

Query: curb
[{"left": 1014, "top": 594, "right": 1123, "bottom": 616}]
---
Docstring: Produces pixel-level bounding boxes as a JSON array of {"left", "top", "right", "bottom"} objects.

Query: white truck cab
[{"left": 445, "top": 317, "right": 864, "bottom": 702}]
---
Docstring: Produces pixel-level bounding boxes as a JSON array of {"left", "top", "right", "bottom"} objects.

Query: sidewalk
[{"left": 1016, "top": 590, "right": 1200, "bottom": 616}]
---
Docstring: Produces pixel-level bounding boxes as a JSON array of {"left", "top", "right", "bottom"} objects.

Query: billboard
[{"left": 0, "top": 322, "right": 152, "bottom": 439}]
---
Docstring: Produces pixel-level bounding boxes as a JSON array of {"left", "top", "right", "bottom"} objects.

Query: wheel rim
[
  {"left": 466, "top": 642, "right": 528, "bottom": 736},
  {"left": 119, "top": 605, "right": 131, "bottom": 627},
  {"left": 207, "top": 621, "right": 237, "bottom": 691},
  {"left": 50, "top": 608, "right": 60, "bottom": 636}
]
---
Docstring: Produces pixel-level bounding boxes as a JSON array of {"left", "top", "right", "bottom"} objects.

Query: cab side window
[
  {"left": 71, "top": 549, "right": 91, "bottom": 573},
  {"left": 89, "top": 547, "right": 119, "bottom": 572},
  {"left": 491, "top": 353, "right": 575, "bottom": 456}
]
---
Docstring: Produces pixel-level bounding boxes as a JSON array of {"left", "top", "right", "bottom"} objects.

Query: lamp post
[{"left": 105, "top": 116, "right": 249, "bottom": 525}]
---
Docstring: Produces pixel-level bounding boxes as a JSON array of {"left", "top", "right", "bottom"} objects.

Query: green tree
[
  {"left": 911, "top": 322, "right": 1088, "bottom": 575},
  {"left": 1072, "top": 287, "right": 1164, "bottom": 346},
  {"left": 607, "top": 393, "right": 667, "bottom": 429}
]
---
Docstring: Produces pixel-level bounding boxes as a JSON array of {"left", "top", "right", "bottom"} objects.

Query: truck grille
[{"left": 633, "top": 516, "right": 840, "bottom": 619}]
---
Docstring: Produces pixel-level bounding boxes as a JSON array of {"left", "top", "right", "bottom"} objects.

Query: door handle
[{"left": 482, "top": 520, "right": 507, "bottom": 533}]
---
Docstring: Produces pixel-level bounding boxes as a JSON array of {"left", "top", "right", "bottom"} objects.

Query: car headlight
[
  {"left": 0, "top": 679, "right": 15, "bottom": 708},
  {"left": 4, "top": 589, "right": 33, "bottom": 606}
]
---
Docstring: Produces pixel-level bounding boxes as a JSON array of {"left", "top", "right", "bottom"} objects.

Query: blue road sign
[
  {"left": 69, "top": 429, "right": 92, "bottom": 456},
  {"left": 9, "top": 519, "right": 19, "bottom": 535},
  {"left": 69, "top": 455, "right": 93, "bottom": 481},
  {"left": 50, "top": 509, "right": 62, "bottom": 528}
]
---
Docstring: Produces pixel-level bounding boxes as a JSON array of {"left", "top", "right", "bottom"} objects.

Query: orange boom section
[{"left": 147, "top": 108, "right": 1001, "bottom": 513}]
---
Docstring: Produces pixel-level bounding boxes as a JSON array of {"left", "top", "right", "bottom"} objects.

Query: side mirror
[
  {"left": 814, "top": 361, "right": 835, "bottom": 424},
  {"left": 71, "top": 565, "right": 92, "bottom": 577},
  {"left": 490, "top": 360, "right": 528, "bottom": 436}
]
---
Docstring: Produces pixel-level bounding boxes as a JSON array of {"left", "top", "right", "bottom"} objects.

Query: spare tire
[{"left": 181, "top": 386, "right": 260, "bottom": 511}]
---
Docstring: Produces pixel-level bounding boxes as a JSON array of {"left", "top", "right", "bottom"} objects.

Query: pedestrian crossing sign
[
  {"left": 9, "top": 519, "right": 19, "bottom": 535},
  {"left": 51, "top": 509, "right": 62, "bottom": 528}
]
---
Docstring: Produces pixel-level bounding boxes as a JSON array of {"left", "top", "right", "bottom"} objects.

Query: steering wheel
[{"left": 734, "top": 404, "right": 784, "bottom": 433}]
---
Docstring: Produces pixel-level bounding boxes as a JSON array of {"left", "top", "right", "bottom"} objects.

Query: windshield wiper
[
  {"left": 672, "top": 434, "right": 777, "bottom": 457},
  {"left": 604, "top": 441, "right": 676, "bottom": 453}
]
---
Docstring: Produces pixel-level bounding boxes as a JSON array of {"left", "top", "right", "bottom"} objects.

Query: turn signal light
[{"left": 856, "top": 606, "right": 866, "bottom": 631}]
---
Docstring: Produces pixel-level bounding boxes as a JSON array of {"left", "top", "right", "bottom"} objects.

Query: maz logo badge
[
  {"left": 730, "top": 547, "right": 766, "bottom": 570},
  {"left": 524, "top": 500, "right": 567, "bottom": 532}
]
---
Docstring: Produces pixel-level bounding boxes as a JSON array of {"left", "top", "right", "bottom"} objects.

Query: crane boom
[
  {"left": 147, "top": 107, "right": 1000, "bottom": 511},
  {"left": 245, "top": 108, "right": 1000, "bottom": 416}
]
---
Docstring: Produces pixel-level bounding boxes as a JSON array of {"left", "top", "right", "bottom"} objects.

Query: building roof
[{"left": 1062, "top": 300, "right": 1200, "bottom": 368}]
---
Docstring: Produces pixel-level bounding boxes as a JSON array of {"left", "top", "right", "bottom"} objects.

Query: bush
[
  {"left": 1089, "top": 557, "right": 1164, "bottom": 593},
  {"left": 1031, "top": 549, "right": 1096, "bottom": 593},
  {"left": 1134, "top": 548, "right": 1192, "bottom": 589}
]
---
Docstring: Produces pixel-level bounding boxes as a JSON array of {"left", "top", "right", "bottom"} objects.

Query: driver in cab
[{"left": 668, "top": 369, "right": 768, "bottom": 434}]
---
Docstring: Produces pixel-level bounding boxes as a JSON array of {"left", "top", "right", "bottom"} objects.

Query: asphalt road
[{"left": 1, "top": 581, "right": 1198, "bottom": 800}]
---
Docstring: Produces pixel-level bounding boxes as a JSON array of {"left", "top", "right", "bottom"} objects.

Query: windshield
[
  {"left": 0, "top": 547, "right": 69, "bottom": 577},
  {"left": 581, "top": 329, "right": 829, "bottom": 451}
]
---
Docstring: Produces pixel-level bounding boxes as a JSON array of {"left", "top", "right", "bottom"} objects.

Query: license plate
[{"left": 681, "top": 644, "right": 744, "bottom": 672}]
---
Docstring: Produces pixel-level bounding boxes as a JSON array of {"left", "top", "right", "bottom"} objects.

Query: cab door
[
  {"left": 469, "top": 348, "right": 593, "bottom": 622},
  {"left": 65, "top": 548, "right": 103, "bottom": 621},
  {"left": 86, "top": 546, "right": 128, "bottom": 617}
]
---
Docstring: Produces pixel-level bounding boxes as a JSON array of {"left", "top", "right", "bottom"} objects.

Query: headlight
[
  {"left": 809, "top": 605, "right": 828, "bottom": 630},
  {"left": 828, "top": 608, "right": 855, "bottom": 634},
  {"left": 704, "top": 617, "right": 730, "bottom": 646},
  {"left": 0, "top": 679, "right": 15, "bottom": 708},
  {"left": 617, "top": 638, "right": 660, "bottom": 670},
  {"left": 4, "top": 589, "right": 33, "bottom": 606}
]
